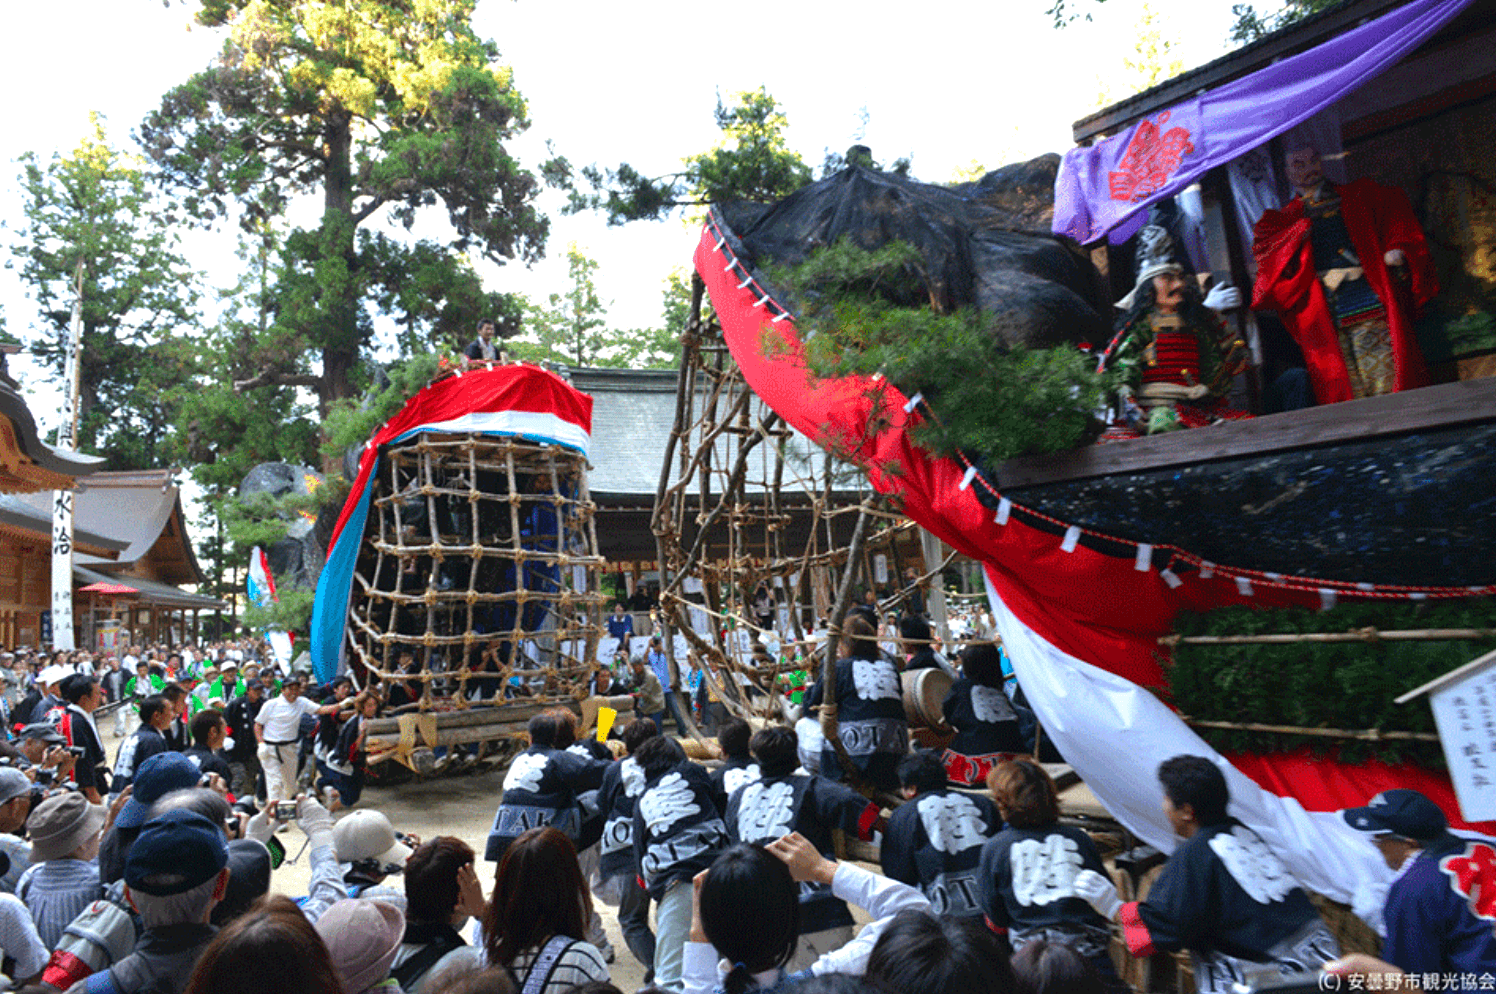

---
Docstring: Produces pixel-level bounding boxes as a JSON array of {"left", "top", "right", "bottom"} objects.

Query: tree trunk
[{"left": 319, "top": 108, "right": 359, "bottom": 472}]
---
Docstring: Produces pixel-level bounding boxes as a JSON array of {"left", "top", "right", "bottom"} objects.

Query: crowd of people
[{"left": 0, "top": 615, "right": 1479, "bottom": 994}]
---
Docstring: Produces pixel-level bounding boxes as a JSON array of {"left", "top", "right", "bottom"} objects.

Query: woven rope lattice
[{"left": 348, "top": 431, "right": 607, "bottom": 710}]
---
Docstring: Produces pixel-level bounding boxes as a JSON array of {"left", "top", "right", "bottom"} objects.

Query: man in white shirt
[{"left": 254, "top": 676, "right": 342, "bottom": 802}]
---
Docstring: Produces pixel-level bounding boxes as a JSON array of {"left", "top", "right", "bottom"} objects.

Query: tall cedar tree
[
  {"left": 13, "top": 115, "right": 200, "bottom": 470},
  {"left": 139, "top": 0, "right": 560, "bottom": 427}
]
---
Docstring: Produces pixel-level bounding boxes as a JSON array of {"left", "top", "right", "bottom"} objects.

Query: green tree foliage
[
  {"left": 513, "top": 244, "right": 608, "bottom": 366},
  {"left": 1228, "top": 0, "right": 1342, "bottom": 43},
  {"left": 570, "top": 87, "right": 812, "bottom": 225},
  {"left": 140, "top": 0, "right": 561, "bottom": 426},
  {"left": 1171, "top": 600, "right": 1496, "bottom": 766},
  {"left": 171, "top": 225, "right": 320, "bottom": 498},
  {"left": 782, "top": 240, "right": 1112, "bottom": 464},
  {"left": 11, "top": 114, "right": 201, "bottom": 470}
]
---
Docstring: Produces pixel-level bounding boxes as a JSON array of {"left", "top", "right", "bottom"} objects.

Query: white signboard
[
  {"left": 51, "top": 490, "right": 75, "bottom": 651},
  {"left": 873, "top": 554, "right": 889, "bottom": 585},
  {"left": 1428, "top": 655, "right": 1496, "bottom": 822}
]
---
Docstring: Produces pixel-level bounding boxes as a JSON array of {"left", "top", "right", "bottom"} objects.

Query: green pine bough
[
  {"left": 1168, "top": 599, "right": 1496, "bottom": 767},
  {"left": 771, "top": 240, "right": 1115, "bottom": 464}
]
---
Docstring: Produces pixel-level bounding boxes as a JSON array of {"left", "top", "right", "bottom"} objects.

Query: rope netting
[{"left": 347, "top": 431, "right": 608, "bottom": 710}]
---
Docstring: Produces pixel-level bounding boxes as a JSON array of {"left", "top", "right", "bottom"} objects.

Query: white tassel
[
  {"left": 1235, "top": 577, "right": 1253, "bottom": 597},
  {"left": 959, "top": 466, "right": 976, "bottom": 491},
  {"left": 1319, "top": 588, "right": 1337, "bottom": 612},
  {"left": 902, "top": 393, "right": 924, "bottom": 413},
  {"left": 1061, "top": 526, "right": 1081, "bottom": 553},
  {"left": 1199, "top": 562, "right": 1215, "bottom": 579},
  {"left": 995, "top": 498, "right": 1011, "bottom": 526},
  {"left": 1161, "top": 569, "right": 1182, "bottom": 589},
  {"left": 1134, "top": 544, "right": 1152, "bottom": 572}
]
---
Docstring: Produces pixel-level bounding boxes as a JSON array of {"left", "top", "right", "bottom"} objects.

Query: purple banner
[{"left": 1052, "top": 0, "right": 1474, "bottom": 245}]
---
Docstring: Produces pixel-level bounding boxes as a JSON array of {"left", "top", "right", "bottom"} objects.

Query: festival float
[
  {"left": 668, "top": 0, "right": 1496, "bottom": 974},
  {"left": 309, "top": 363, "right": 619, "bottom": 773}
]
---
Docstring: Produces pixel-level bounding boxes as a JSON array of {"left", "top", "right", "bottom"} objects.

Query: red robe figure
[{"left": 1251, "top": 146, "right": 1436, "bottom": 404}]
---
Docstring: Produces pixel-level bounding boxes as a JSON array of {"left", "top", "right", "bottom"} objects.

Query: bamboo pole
[
  {"left": 1161, "top": 628, "right": 1496, "bottom": 646},
  {"left": 1182, "top": 717, "right": 1439, "bottom": 742}
]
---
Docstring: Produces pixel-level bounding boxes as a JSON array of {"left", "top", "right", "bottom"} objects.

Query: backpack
[{"left": 42, "top": 885, "right": 138, "bottom": 990}]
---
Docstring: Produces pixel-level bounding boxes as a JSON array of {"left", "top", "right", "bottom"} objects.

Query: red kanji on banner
[
  {"left": 1441, "top": 842, "right": 1496, "bottom": 922},
  {"left": 1107, "top": 111, "right": 1195, "bottom": 203}
]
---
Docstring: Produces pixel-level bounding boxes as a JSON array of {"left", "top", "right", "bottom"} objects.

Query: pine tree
[{"left": 140, "top": 0, "right": 562, "bottom": 431}]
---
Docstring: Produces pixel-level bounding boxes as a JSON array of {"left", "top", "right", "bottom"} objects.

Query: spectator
[
  {"left": 182, "top": 894, "right": 340, "bottom": 994},
  {"left": 481, "top": 827, "right": 609, "bottom": 994},
  {"left": 18, "top": 791, "right": 105, "bottom": 949},
  {"left": 1072, "top": 755, "right": 1339, "bottom": 994},
  {"left": 683, "top": 832, "right": 930, "bottom": 994},
  {"left": 606, "top": 603, "right": 634, "bottom": 642},
  {"left": 864, "top": 910, "right": 1012, "bottom": 994},
  {"left": 645, "top": 637, "right": 686, "bottom": 736},
  {"left": 332, "top": 809, "right": 414, "bottom": 908},
  {"left": 0, "top": 891, "right": 47, "bottom": 984},
  {"left": 184, "top": 709, "right": 235, "bottom": 788},
  {"left": 0, "top": 767, "right": 38, "bottom": 893},
  {"left": 1341, "top": 788, "right": 1496, "bottom": 975},
  {"left": 160, "top": 683, "right": 191, "bottom": 752},
  {"left": 882, "top": 750, "right": 1000, "bottom": 920},
  {"left": 391, "top": 837, "right": 486, "bottom": 993},
  {"left": 314, "top": 898, "right": 405, "bottom": 994},
  {"left": 112, "top": 695, "right": 172, "bottom": 797},
  {"left": 100, "top": 752, "right": 203, "bottom": 885},
  {"left": 724, "top": 726, "right": 883, "bottom": 968}
]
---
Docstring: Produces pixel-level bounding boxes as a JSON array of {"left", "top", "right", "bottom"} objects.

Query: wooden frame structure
[
  {"left": 346, "top": 430, "right": 607, "bottom": 709},
  {"left": 651, "top": 279, "right": 921, "bottom": 724}
]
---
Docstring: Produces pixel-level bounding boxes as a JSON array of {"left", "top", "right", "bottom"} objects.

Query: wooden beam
[{"left": 997, "top": 378, "right": 1496, "bottom": 491}]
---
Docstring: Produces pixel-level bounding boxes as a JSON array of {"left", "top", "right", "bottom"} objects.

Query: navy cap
[
  {"left": 125, "top": 810, "right": 228, "bottom": 896},
  {"left": 116, "top": 752, "right": 202, "bottom": 829},
  {"left": 1342, "top": 789, "right": 1448, "bottom": 842}
]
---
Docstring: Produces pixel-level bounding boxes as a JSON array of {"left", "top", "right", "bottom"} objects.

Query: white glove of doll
[
  {"left": 1203, "top": 283, "right": 1242, "bottom": 311},
  {"left": 1073, "top": 868, "right": 1123, "bottom": 921}
]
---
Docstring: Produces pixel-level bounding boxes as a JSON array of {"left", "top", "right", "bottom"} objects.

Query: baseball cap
[
  {"left": 1342, "top": 789, "right": 1448, "bottom": 842},
  {"left": 116, "top": 752, "right": 203, "bottom": 829},
  {"left": 246, "top": 679, "right": 265, "bottom": 692},
  {"left": 0, "top": 768, "right": 31, "bottom": 806},
  {"left": 125, "top": 810, "right": 229, "bottom": 896},
  {"left": 332, "top": 810, "right": 413, "bottom": 872},
  {"left": 19, "top": 723, "right": 65, "bottom": 746}
]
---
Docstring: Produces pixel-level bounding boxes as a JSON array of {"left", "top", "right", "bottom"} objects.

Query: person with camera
[{"left": 12, "top": 722, "right": 79, "bottom": 788}]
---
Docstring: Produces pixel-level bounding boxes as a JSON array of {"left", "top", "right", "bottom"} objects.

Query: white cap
[{"left": 332, "top": 810, "right": 413, "bottom": 872}]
